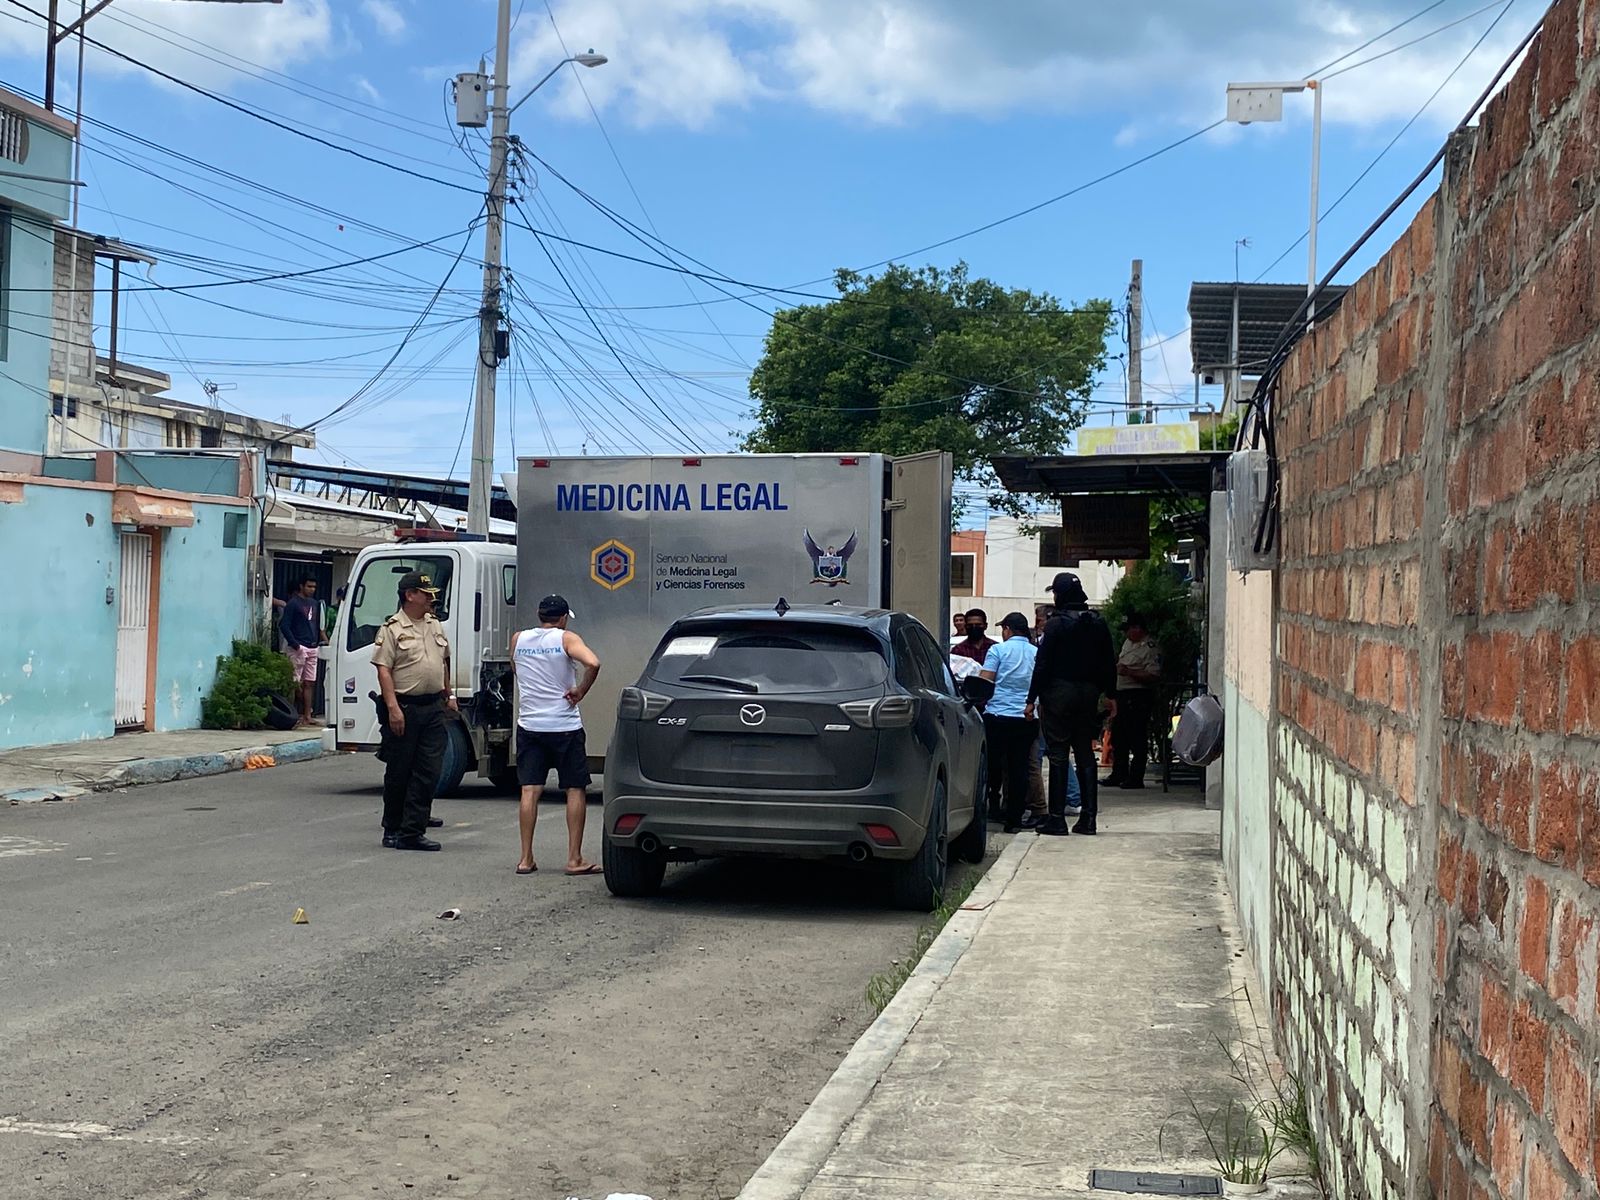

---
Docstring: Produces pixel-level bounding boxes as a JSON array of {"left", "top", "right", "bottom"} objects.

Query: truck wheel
[
  {"left": 603, "top": 836, "right": 666, "bottom": 898},
  {"left": 888, "top": 777, "right": 948, "bottom": 912},
  {"left": 434, "top": 720, "right": 471, "bottom": 798},
  {"left": 951, "top": 756, "right": 988, "bottom": 864}
]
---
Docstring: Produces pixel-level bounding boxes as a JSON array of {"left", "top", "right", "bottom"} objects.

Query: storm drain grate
[{"left": 1089, "top": 1169, "right": 1222, "bottom": 1196}]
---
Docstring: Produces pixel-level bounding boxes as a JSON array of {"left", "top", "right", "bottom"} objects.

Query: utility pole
[
  {"left": 466, "top": 0, "right": 512, "bottom": 537},
  {"left": 460, "top": 9, "right": 607, "bottom": 535},
  {"left": 1127, "top": 258, "right": 1143, "bottom": 426}
]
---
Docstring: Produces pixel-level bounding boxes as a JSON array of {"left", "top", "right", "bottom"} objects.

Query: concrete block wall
[
  {"left": 1260, "top": 2, "right": 1600, "bottom": 1195},
  {"left": 49, "top": 231, "right": 94, "bottom": 391}
]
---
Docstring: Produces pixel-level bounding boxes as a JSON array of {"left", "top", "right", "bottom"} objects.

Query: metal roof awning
[
  {"left": 1188, "top": 281, "right": 1348, "bottom": 375},
  {"left": 267, "top": 459, "right": 516, "bottom": 523},
  {"left": 991, "top": 452, "right": 1230, "bottom": 499}
]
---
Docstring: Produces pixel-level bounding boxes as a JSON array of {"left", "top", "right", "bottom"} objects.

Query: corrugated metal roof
[{"left": 1187, "top": 281, "right": 1348, "bottom": 375}]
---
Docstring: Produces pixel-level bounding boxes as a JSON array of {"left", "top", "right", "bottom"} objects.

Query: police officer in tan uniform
[{"left": 371, "top": 570, "right": 457, "bottom": 851}]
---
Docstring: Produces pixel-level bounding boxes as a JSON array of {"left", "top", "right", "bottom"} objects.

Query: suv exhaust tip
[
  {"left": 848, "top": 842, "right": 871, "bottom": 863},
  {"left": 638, "top": 833, "right": 662, "bottom": 855}
]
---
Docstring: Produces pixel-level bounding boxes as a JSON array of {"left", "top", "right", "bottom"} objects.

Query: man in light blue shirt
[{"left": 980, "top": 612, "right": 1040, "bottom": 834}]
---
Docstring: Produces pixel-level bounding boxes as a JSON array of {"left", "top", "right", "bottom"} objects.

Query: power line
[
  {"left": 517, "top": 218, "right": 707, "bottom": 452},
  {"left": 512, "top": 174, "right": 1112, "bottom": 404},
  {"left": 2, "top": 0, "right": 482, "bottom": 194},
  {"left": 271, "top": 218, "right": 487, "bottom": 441},
  {"left": 100, "top": 5, "right": 458, "bottom": 145},
  {"left": 1, "top": 221, "right": 478, "bottom": 296},
  {"left": 540, "top": 0, "right": 751, "bottom": 372},
  {"left": 1308, "top": 0, "right": 1460, "bottom": 76},
  {"left": 1322, "top": 0, "right": 1511, "bottom": 81},
  {"left": 1255, "top": 0, "right": 1520, "bottom": 281}
]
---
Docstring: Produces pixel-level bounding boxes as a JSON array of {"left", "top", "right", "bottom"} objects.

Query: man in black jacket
[{"left": 1025, "top": 572, "right": 1118, "bottom": 836}]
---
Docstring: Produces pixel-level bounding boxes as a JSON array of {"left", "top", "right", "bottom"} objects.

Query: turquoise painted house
[{"left": 0, "top": 86, "right": 258, "bottom": 749}]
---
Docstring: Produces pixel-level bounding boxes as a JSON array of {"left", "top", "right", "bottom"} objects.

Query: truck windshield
[
  {"left": 647, "top": 623, "right": 887, "bottom": 695},
  {"left": 346, "top": 555, "right": 453, "bottom": 652}
]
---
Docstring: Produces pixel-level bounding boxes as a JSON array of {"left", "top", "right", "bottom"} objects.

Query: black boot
[
  {"left": 1036, "top": 815, "right": 1070, "bottom": 837},
  {"left": 1071, "top": 818, "right": 1097, "bottom": 836}
]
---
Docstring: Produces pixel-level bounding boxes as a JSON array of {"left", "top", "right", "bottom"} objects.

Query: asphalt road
[{"left": 0, "top": 754, "right": 993, "bottom": 1200}]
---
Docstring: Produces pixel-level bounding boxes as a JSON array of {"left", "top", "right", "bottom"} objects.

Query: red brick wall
[{"left": 1267, "top": 3, "right": 1600, "bottom": 1196}]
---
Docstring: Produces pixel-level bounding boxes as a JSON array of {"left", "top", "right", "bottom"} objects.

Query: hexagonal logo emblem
[{"left": 590, "top": 539, "right": 636, "bottom": 590}]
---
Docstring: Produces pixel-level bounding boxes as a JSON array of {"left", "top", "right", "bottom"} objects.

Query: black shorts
[{"left": 516, "top": 727, "right": 591, "bottom": 790}]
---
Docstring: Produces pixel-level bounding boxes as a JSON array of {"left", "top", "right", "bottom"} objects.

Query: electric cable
[
  {"left": 1239, "top": 4, "right": 1545, "bottom": 558},
  {"left": 1308, "top": 0, "right": 1462, "bottom": 76},
  {"left": 1254, "top": 0, "right": 1519, "bottom": 281},
  {"left": 270, "top": 216, "right": 487, "bottom": 442},
  {"left": 2, "top": 0, "right": 482, "bottom": 194},
  {"left": 517, "top": 215, "right": 707, "bottom": 451}
]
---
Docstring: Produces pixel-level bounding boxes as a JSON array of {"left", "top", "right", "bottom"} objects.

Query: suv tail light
[
  {"left": 839, "top": 695, "right": 916, "bottom": 729},
  {"left": 618, "top": 687, "right": 673, "bottom": 721}
]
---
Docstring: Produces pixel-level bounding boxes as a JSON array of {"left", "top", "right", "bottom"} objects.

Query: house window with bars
[{"left": 0, "top": 109, "right": 29, "bottom": 164}]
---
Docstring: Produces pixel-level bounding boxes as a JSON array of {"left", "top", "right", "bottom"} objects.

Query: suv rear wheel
[
  {"left": 888, "top": 776, "right": 948, "bottom": 912},
  {"left": 603, "top": 836, "right": 667, "bottom": 898}
]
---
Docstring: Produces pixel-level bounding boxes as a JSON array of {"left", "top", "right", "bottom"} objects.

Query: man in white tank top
[{"left": 511, "top": 594, "right": 603, "bottom": 876}]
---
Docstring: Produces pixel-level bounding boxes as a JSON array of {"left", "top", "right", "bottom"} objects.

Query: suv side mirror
[{"left": 959, "top": 674, "right": 994, "bottom": 709}]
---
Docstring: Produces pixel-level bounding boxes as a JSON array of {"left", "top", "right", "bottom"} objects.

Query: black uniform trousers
[
  {"left": 382, "top": 694, "right": 445, "bottom": 838},
  {"left": 1110, "top": 687, "right": 1155, "bottom": 786},
  {"left": 1039, "top": 680, "right": 1101, "bottom": 823},
  {"left": 984, "top": 713, "right": 1039, "bottom": 826}
]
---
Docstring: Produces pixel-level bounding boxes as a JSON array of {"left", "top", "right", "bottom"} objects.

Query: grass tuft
[{"left": 864, "top": 872, "right": 981, "bottom": 1015}]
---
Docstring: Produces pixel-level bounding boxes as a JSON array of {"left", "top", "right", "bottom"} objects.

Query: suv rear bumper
[{"left": 603, "top": 791, "right": 928, "bottom": 861}]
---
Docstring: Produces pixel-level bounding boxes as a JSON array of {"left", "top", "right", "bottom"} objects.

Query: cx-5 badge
[{"left": 739, "top": 704, "right": 766, "bottom": 726}]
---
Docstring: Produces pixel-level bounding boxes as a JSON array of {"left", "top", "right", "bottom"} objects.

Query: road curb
[
  {"left": 735, "top": 832, "right": 1035, "bottom": 1200},
  {"left": 2, "top": 738, "right": 327, "bottom": 802}
]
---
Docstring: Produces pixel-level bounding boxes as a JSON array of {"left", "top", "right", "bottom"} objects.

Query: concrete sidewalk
[
  {"left": 0, "top": 728, "right": 326, "bottom": 803},
  {"left": 742, "top": 791, "right": 1280, "bottom": 1199}
]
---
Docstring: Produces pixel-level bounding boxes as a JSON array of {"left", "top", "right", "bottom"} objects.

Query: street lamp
[
  {"left": 510, "top": 51, "right": 607, "bottom": 113},
  {"left": 44, "top": 0, "right": 284, "bottom": 110},
  {"left": 462, "top": 3, "right": 609, "bottom": 536},
  {"left": 1225, "top": 79, "right": 1323, "bottom": 314}
]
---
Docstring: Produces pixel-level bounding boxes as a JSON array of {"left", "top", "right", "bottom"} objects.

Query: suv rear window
[{"left": 646, "top": 622, "right": 887, "bottom": 695}]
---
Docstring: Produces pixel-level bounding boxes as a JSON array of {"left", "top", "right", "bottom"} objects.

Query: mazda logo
[{"left": 739, "top": 704, "right": 766, "bottom": 727}]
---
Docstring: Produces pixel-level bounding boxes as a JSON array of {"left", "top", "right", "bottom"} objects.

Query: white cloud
[
  {"left": 511, "top": 0, "right": 1532, "bottom": 132},
  {"left": 0, "top": 0, "right": 336, "bottom": 92},
  {"left": 362, "top": 0, "right": 407, "bottom": 41}
]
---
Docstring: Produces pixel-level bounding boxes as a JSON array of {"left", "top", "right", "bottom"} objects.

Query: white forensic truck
[{"left": 324, "top": 452, "right": 952, "bottom": 790}]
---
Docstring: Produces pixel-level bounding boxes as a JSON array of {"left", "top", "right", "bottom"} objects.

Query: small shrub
[{"left": 202, "top": 639, "right": 294, "bottom": 730}]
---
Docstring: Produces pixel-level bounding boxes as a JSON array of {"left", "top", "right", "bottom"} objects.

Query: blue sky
[{"left": 0, "top": 0, "right": 1536, "bottom": 489}]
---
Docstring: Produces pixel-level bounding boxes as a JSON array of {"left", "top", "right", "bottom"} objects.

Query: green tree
[{"left": 742, "top": 263, "right": 1114, "bottom": 516}]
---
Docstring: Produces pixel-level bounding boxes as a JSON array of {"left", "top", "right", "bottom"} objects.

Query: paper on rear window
[{"left": 659, "top": 636, "right": 718, "bottom": 657}]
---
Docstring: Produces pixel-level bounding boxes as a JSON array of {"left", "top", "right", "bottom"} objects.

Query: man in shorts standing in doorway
[
  {"left": 511, "top": 595, "right": 603, "bottom": 876},
  {"left": 277, "top": 577, "right": 325, "bottom": 727}
]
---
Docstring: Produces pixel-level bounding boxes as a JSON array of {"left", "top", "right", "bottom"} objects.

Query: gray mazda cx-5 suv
[{"left": 601, "top": 603, "right": 988, "bottom": 910}]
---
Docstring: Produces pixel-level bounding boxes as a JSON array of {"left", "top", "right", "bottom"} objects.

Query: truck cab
[{"left": 324, "top": 539, "right": 519, "bottom": 794}]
